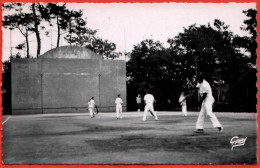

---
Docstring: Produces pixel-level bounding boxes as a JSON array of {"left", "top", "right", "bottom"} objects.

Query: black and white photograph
[{"left": 1, "top": 2, "right": 258, "bottom": 165}]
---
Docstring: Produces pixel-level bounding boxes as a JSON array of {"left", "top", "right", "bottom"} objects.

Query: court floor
[{"left": 2, "top": 111, "right": 257, "bottom": 164}]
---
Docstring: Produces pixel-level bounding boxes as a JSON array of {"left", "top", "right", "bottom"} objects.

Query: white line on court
[{"left": 2, "top": 116, "right": 11, "bottom": 125}]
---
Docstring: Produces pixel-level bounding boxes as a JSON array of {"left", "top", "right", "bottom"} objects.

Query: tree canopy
[
  {"left": 127, "top": 10, "right": 257, "bottom": 111},
  {"left": 2, "top": 2, "right": 120, "bottom": 59}
]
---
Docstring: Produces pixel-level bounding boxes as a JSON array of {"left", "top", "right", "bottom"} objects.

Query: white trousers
[
  {"left": 196, "top": 98, "right": 222, "bottom": 129},
  {"left": 143, "top": 103, "right": 158, "bottom": 120},
  {"left": 89, "top": 107, "right": 94, "bottom": 117},
  {"left": 182, "top": 105, "right": 187, "bottom": 116},
  {"left": 116, "top": 105, "right": 122, "bottom": 118}
]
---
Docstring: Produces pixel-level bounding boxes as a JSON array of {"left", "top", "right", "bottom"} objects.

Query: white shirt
[
  {"left": 115, "top": 97, "right": 123, "bottom": 106},
  {"left": 144, "top": 94, "right": 154, "bottom": 104},
  {"left": 88, "top": 99, "right": 95, "bottom": 108},
  {"left": 196, "top": 79, "right": 214, "bottom": 99}
]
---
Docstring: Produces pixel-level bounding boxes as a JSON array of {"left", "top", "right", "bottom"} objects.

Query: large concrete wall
[
  {"left": 41, "top": 59, "right": 100, "bottom": 113},
  {"left": 100, "top": 60, "right": 127, "bottom": 112},
  {"left": 11, "top": 47, "right": 126, "bottom": 114},
  {"left": 11, "top": 59, "right": 42, "bottom": 114}
]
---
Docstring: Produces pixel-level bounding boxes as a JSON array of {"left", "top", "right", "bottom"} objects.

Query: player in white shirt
[
  {"left": 88, "top": 97, "right": 96, "bottom": 118},
  {"left": 115, "top": 94, "right": 123, "bottom": 119},
  {"left": 143, "top": 91, "right": 158, "bottom": 121},
  {"left": 194, "top": 75, "right": 223, "bottom": 133},
  {"left": 180, "top": 99, "right": 187, "bottom": 116}
]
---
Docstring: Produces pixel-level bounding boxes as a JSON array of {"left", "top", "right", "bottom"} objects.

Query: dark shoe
[
  {"left": 194, "top": 129, "right": 204, "bottom": 133},
  {"left": 218, "top": 127, "right": 224, "bottom": 133}
]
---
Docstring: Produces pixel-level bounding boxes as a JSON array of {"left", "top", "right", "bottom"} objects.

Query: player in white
[
  {"left": 115, "top": 94, "right": 123, "bottom": 119},
  {"left": 194, "top": 75, "right": 223, "bottom": 133},
  {"left": 88, "top": 97, "right": 96, "bottom": 118},
  {"left": 180, "top": 99, "right": 187, "bottom": 116},
  {"left": 143, "top": 91, "right": 158, "bottom": 121}
]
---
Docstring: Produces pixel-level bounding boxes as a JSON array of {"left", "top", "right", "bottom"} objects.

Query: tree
[
  {"left": 3, "top": 3, "right": 119, "bottom": 60},
  {"left": 86, "top": 37, "right": 120, "bottom": 59},
  {"left": 62, "top": 9, "right": 120, "bottom": 59},
  {"left": 2, "top": 60, "right": 11, "bottom": 114},
  {"left": 168, "top": 19, "right": 256, "bottom": 111},
  {"left": 2, "top": 3, "right": 34, "bottom": 58},
  {"left": 127, "top": 39, "right": 182, "bottom": 110},
  {"left": 168, "top": 20, "right": 241, "bottom": 90},
  {"left": 237, "top": 8, "right": 257, "bottom": 111},
  {"left": 3, "top": 3, "right": 49, "bottom": 58},
  {"left": 43, "top": 3, "right": 69, "bottom": 48},
  {"left": 31, "top": 3, "right": 42, "bottom": 58},
  {"left": 228, "top": 9, "right": 257, "bottom": 112},
  {"left": 60, "top": 9, "right": 120, "bottom": 59},
  {"left": 241, "top": 9, "right": 257, "bottom": 63},
  {"left": 234, "top": 9, "right": 257, "bottom": 64},
  {"left": 243, "top": 9, "right": 257, "bottom": 64},
  {"left": 64, "top": 10, "right": 97, "bottom": 46}
]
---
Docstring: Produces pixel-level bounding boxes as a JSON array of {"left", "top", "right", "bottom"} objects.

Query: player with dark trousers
[
  {"left": 194, "top": 74, "right": 223, "bottom": 133},
  {"left": 136, "top": 94, "right": 141, "bottom": 112}
]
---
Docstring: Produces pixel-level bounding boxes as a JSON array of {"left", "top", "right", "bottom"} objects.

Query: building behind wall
[{"left": 11, "top": 46, "right": 126, "bottom": 114}]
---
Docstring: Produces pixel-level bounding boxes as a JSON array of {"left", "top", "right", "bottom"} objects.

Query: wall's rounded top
[{"left": 39, "top": 46, "right": 102, "bottom": 59}]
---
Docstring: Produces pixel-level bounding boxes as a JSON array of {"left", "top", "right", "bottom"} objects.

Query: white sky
[{"left": 1, "top": 3, "right": 256, "bottom": 61}]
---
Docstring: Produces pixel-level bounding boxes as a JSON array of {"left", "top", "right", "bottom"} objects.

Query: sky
[{"left": 1, "top": 3, "right": 257, "bottom": 61}]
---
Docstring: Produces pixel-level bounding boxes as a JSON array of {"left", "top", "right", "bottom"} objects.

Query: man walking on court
[
  {"left": 194, "top": 74, "right": 223, "bottom": 133},
  {"left": 143, "top": 91, "right": 158, "bottom": 121},
  {"left": 88, "top": 97, "right": 96, "bottom": 118},
  {"left": 115, "top": 94, "right": 123, "bottom": 119}
]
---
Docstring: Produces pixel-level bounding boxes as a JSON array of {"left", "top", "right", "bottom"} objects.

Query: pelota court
[{"left": 2, "top": 111, "right": 257, "bottom": 164}]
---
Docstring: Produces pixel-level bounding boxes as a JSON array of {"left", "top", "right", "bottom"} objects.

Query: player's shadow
[{"left": 134, "top": 119, "right": 183, "bottom": 125}]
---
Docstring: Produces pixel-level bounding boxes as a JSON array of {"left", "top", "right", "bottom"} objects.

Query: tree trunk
[
  {"left": 69, "top": 22, "right": 72, "bottom": 45},
  {"left": 32, "top": 3, "right": 41, "bottom": 58},
  {"left": 25, "top": 30, "right": 30, "bottom": 58},
  {"left": 56, "top": 16, "right": 60, "bottom": 48}
]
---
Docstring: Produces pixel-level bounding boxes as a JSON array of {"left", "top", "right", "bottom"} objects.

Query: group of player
[
  {"left": 87, "top": 74, "right": 224, "bottom": 133},
  {"left": 87, "top": 94, "right": 124, "bottom": 119}
]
